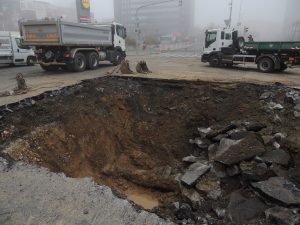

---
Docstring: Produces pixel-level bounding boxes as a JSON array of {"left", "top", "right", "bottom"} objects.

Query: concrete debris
[
  {"left": 252, "top": 177, "right": 300, "bottom": 206},
  {"left": 273, "top": 141, "right": 281, "bottom": 149},
  {"left": 214, "top": 133, "right": 266, "bottom": 165},
  {"left": 197, "top": 127, "right": 212, "bottom": 138},
  {"left": 181, "top": 187, "right": 204, "bottom": 206},
  {"left": 189, "top": 138, "right": 208, "bottom": 149},
  {"left": 195, "top": 173, "right": 221, "bottom": 199},
  {"left": 211, "top": 162, "right": 227, "bottom": 179},
  {"left": 227, "top": 191, "right": 267, "bottom": 224},
  {"left": 0, "top": 157, "right": 8, "bottom": 171},
  {"left": 265, "top": 206, "right": 300, "bottom": 225},
  {"left": 273, "top": 104, "right": 284, "bottom": 110},
  {"left": 261, "top": 149, "right": 291, "bottom": 166},
  {"left": 294, "top": 111, "right": 300, "bottom": 118},
  {"left": 206, "top": 124, "right": 237, "bottom": 139},
  {"left": 259, "top": 91, "right": 274, "bottom": 100},
  {"left": 262, "top": 135, "right": 273, "bottom": 146},
  {"left": 182, "top": 156, "right": 200, "bottom": 163},
  {"left": 285, "top": 90, "right": 299, "bottom": 104},
  {"left": 227, "top": 128, "right": 249, "bottom": 140},
  {"left": 213, "top": 207, "right": 226, "bottom": 219},
  {"left": 243, "top": 122, "right": 266, "bottom": 132},
  {"left": 181, "top": 162, "right": 211, "bottom": 186},
  {"left": 208, "top": 144, "right": 218, "bottom": 161}
]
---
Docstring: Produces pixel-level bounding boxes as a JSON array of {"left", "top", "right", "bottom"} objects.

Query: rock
[
  {"left": 285, "top": 90, "right": 299, "bottom": 104},
  {"left": 243, "top": 122, "right": 266, "bottom": 132},
  {"left": 182, "top": 156, "right": 199, "bottom": 164},
  {"left": 175, "top": 203, "right": 193, "bottom": 220},
  {"left": 260, "top": 91, "right": 274, "bottom": 100},
  {"left": 261, "top": 149, "right": 291, "bottom": 166},
  {"left": 181, "top": 162, "right": 211, "bottom": 186},
  {"left": 208, "top": 144, "right": 218, "bottom": 161},
  {"left": 206, "top": 124, "right": 237, "bottom": 139},
  {"left": 211, "top": 162, "right": 227, "bottom": 178},
  {"left": 227, "top": 191, "right": 267, "bottom": 224},
  {"left": 228, "top": 128, "right": 249, "bottom": 140},
  {"left": 265, "top": 206, "right": 300, "bottom": 225},
  {"left": 262, "top": 135, "right": 273, "bottom": 146},
  {"left": 274, "top": 114, "right": 282, "bottom": 123},
  {"left": 189, "top": 138, "right": 208, "bottom": 149},
  {"left": 226, "top": 165, "right": 240, "bottom": 177},
  {"left": 273, "top": 104, "right": 284, "bottom": 110},
  {"left": 285, "top": 135, "right": 300, "bottom": 153},
  {"left": 274, "top": 133, "right": 287, "bottom": 143},
  {"left": 181, "top": 187, "right": 203, "bottom": 206},
  {"left": 213, "top": 208, "right": 226, "bottom": 219},
  {"left": 214, "top": 133, "right": 266, "bottom": 165},
  {"left": 198, "top": 127, "right": 212, "bottom": 138},
  {"left": 295, "top": 104, "right": 300, "bottom": 112},
  {"left": 252, "top": 177, "right": 300, "bottom": 206},
  {"left": 212, "top": 134, "right": 228, "bottom": 142},
  {"left": 273, "top": 141, "right": 281, "bottom": 149},
  {"left": 240, "top": 161, "right": 269, "bottom": 181},
  {"left": 0, "top": 115, "right": 3, "bottom": 120},
  {"left": 294, "top": 111, "right": 300, "bottom": 118}
]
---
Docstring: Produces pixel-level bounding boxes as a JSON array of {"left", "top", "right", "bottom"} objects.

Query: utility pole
[{"left": 134, "top": 0, "right": 182, "bottom": 52}]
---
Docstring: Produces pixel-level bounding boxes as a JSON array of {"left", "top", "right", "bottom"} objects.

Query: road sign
[{"left": 76, "top": 0, "right": 91, "bottom": 23}]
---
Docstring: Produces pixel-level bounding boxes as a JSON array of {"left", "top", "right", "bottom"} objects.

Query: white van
[{"left": 0, "top": 31, "right": 36, "bottom": 66}]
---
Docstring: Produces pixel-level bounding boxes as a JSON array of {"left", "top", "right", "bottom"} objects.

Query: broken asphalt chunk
[
  {"left": 252, "top": 177, "right": 300, "bottom": 206},
  {"left": 181, "top": 162, "right": 210, "bottom": 186},
  {"left": 214, "top": 133, "right": 266, "bottom": 165}
]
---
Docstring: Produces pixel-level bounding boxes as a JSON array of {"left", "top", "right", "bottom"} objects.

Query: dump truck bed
[
  {"left": 20, "top": 20, "right": 112, "bottom": 47},
  {"left": 245, "top": 41, "right": 300, "bottom": 52}
]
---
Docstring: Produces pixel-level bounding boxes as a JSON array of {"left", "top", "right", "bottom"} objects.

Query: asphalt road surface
[{"left": 0, "top": 55, "right": 300, "bottom": 106}]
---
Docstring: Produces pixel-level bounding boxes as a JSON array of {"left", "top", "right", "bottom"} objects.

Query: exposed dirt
[{"left": 0, "top": 76, "right": 299, "bottom": 224}]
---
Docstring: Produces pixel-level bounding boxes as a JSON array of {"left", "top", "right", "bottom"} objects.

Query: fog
[{"left": 1, "top": 0, "right": 299, "bottom": 41}]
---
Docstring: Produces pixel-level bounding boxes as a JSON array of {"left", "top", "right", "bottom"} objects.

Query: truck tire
[
  {"left": 257, "top": 57, "right": 275, "bottom": 73},
  {"left": 71, "top": 52, "right": 87, "bottom": 72},
  {"left": 26, "top": 56, "right": 35, "bottom": 66},
  {"left": 112, "top": 51, "right": 122, "bottom": 66},
  {"left": 86, "top": 52, "right": 99, "bottom": 70},
  {"left": 209, "top": 54, "right": 220, "bottom": 67},
  {"left": 40, "top": 64, "right": 60, "bottom": 71}
]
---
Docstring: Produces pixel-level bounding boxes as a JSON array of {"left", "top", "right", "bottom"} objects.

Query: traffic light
[{"left": 179, "top": 0, "right": 182, "bottom": 6}]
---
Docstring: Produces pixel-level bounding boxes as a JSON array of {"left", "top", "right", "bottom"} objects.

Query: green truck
[{"left": 201, "top": 28, "right": 300, "bottom": 73}]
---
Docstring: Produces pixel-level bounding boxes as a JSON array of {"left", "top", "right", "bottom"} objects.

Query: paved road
[{"left": 0, "top": 56, "right": 300, "bottom": 106}]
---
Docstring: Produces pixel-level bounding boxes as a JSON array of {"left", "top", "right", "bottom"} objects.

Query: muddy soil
[{"left": 0, "top": 76, "right": 299, "bottom": 224}]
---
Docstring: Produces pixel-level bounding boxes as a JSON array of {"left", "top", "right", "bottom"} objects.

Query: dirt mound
[{"left": 0, "top": 77, "right": 299, "bottom": 224}]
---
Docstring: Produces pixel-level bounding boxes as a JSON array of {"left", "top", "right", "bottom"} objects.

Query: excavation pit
[{"left": 0, "top": 76, "right": 298, "bottom": 223}]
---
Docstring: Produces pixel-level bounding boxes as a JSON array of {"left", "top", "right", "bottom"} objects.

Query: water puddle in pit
[{"left": 125, "top": 190, "right": 159, "bottom": 210}]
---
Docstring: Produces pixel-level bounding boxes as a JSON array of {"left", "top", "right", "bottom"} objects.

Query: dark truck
[{"left": 201, "top": 28, "right": 300, "bottom": 73}]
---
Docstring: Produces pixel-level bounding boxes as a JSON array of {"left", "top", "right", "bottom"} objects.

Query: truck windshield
[
  {"left": 15, "top": 38, "right": 30, "bottom": 49},
  {"left": 205, "top": 31, "right": 217, "bottom": 48},
  {"left": 116, "top": 25, "right": 126, "bottom": 39}
]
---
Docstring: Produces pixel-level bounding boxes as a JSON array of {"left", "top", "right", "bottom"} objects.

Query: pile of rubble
[{"left": 174, "top": 88, "right": 300, "bottom": 225}]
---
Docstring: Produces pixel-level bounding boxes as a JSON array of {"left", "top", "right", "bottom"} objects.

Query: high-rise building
[
  {"left": 114, "top": 0, "right": 195, "bottom": 39},
  {"left": 284, "top": 0, "right": 300, "bottom": 41}
]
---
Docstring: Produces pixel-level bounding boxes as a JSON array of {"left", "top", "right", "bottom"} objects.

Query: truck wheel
[
  {"left": 258, "top": 58, "right": 275, "bottom": 73},
  {"left": 112, "top": 51, "right": 122, "bottom": 66},
  {"left": 40, "top": 64, "right": 60, "bottom": 71},
  {"left": 209, "top": 55, "right": 220, "bottom": 67},
  {"left": 26, "top": 56, "right": 35, "bottom": 66},
  {"left": 71, "top": 52, "right": 87, "bottom": 72},
  {"left": 86, "top": 52, "right": 99, "bottom": 70}
]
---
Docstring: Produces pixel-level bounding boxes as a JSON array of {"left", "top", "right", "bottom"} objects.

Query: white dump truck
[
  {"left": 19, "top": 19, "right": 127, "bottom": 72},
  {"left": 0, "top": 31, "right": 36, "bottom": 66}
]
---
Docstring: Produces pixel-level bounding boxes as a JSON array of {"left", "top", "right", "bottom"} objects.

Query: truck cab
[
  {"left": 204, "top": 28, "right": 234, "bottom": 55},
  {"left": 0, "top": 31, "right": 36, "bottom": 66}
]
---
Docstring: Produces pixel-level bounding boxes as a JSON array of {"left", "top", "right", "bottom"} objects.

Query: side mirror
[{"left": 124, "top": 28, "right": 127, "bottom": 38}]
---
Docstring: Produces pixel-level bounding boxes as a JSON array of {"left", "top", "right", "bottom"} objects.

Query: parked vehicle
[
  {"left": 201, "top": 28, "right": 300, "bottom": 73},
  {"left": 0, "top": 31, "right": 36, "bottom": 66},
  {"left": 19, "top": 19, "right": 126, "bottom": 72}
]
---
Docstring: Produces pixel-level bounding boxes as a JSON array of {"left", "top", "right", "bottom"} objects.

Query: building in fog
[
  {"left": 0, "top": 0, "right": 76, "bottom": 31},
  {"left": 284, "top": 0, "right": 300, "bottom": 41},
  {"left": 114, "top": 0, "right": 195, "bottom": 39}
]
